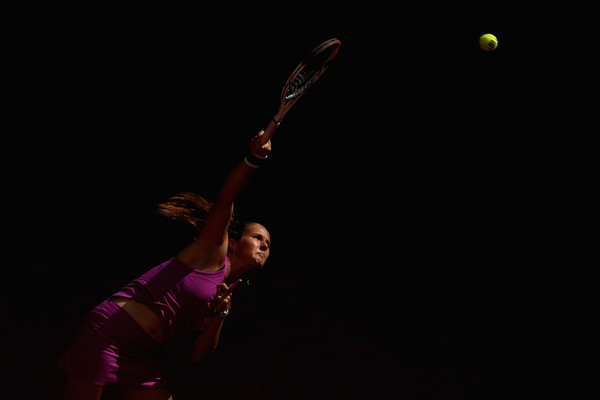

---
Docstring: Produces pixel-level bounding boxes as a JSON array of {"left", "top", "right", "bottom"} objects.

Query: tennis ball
[{"left": 479, "top": 33, "right": 498, "bottom": 51}]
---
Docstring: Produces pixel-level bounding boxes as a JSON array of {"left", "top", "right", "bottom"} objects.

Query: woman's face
[{"left": 233, "top": 223, "right": 271, "bottom": 268}]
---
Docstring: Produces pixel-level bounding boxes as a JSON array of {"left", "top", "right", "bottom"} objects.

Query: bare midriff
[{"left": 111, "top": 296, "right": 165, "bottom": 345}]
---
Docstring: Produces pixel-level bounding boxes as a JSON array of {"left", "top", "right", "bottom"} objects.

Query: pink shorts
[{"left": 58, "top": 299, "right": 167, "bottom": 388}]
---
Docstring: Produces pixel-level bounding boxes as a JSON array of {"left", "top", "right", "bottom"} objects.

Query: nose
[{"left": 259, "top": 241, "right": 269, "bottom": 252}]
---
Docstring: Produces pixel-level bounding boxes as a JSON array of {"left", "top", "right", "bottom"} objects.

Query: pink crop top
[{"left": 111, "top": 257, "right": 227, "bottom": 346}]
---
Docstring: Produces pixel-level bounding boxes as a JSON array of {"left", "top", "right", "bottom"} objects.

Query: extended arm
[{"left": 177, "top": 131, "right": 271, "bottom": 270}]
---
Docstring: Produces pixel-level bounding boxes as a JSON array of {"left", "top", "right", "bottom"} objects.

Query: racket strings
[
  {"left": 285, "top": 45, "right": 338, "bottom": 101},
  {"left": 286, "top": 69, "right": 320, "bottom": 101}
]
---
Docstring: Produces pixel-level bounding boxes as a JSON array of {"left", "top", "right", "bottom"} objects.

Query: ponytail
[{"left": 156, "top": 192, "right": 241, "bottom": 237}]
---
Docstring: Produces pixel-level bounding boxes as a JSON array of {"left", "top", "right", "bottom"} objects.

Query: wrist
[
  {"left": 213, "top": 308, "right": 230, "bottom": 318},
  {"left": 244, "top": 151, "right": 268, "bottom": 168},
  {"left": 210, "top": 302, "right": 231, "bottom": 318}
]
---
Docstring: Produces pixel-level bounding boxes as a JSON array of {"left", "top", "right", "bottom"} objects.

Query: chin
[{"left": 243, "top": 260, "right": 263, "bottom": 271}]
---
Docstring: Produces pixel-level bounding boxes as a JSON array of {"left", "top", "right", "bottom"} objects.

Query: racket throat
[{"left": 260, "top": 118, "right": 281, "bottom": 144}]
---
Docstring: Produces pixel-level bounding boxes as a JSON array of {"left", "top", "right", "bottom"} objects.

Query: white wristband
[{"left": 243, "top": 156, "right": 261, "bottom": 168}]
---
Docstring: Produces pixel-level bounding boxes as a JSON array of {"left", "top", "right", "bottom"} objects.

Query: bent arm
[
  {"left": 191, "top": 279, "right": 241, "bottom": 363},
  {"left": 191, "top": 316, "right": 226, "bottom": 363}
]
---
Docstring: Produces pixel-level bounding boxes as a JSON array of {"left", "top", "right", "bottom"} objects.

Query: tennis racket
[{"left": 259, "top": 38, "right": 341, "bottom": 144}]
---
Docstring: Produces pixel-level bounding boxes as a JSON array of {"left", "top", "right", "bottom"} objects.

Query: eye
[{"left": 253, "top": 234, "right": 270, "bottom": 248}]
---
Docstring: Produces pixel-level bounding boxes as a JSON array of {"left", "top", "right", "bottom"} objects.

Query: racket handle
[{"left": 260, "top": 118, "right": 281, "bottom": 145}]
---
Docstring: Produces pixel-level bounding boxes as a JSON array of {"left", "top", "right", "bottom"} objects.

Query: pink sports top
[{"left": 111, "top": 257, "right": 227, "bottom": 346}]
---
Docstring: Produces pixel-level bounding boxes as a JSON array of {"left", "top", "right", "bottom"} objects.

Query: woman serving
[{"left": 59, "top": 131, "right": 272, "bottom": 400}]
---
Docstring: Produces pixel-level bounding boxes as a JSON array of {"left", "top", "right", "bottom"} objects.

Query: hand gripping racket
[{"left": 259, "top": 38, "right": 341, "bottom": 145}]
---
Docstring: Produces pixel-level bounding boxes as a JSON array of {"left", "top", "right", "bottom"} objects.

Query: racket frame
[{"left": 260, "top": 38, "right": 341, "bottom": 144}]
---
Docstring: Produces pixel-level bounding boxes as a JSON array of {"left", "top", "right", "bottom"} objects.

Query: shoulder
[{"left": 175, "top": 239, "right": 228, "bottom": 272}]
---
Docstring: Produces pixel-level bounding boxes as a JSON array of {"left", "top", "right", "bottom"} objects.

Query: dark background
[{"left": 4, "top": 3, "right": 593, "bottom": 399}]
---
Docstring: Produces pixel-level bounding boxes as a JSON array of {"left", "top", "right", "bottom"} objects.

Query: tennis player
[{"left": 59, "top": 131, "right": 272, "bottom": 399}]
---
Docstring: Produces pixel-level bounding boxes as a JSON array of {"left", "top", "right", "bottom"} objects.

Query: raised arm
[{"left": 177, "top": 131, "right": 271, "bottom": 270}]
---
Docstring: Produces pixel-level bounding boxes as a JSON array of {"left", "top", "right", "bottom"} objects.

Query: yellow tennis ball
[{"left": 479, "top": 33, "right": 498, "bottom": 51}]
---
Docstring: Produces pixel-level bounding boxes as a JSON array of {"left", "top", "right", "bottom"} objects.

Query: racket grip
[{"left": 260, "top": 118, "right": 280, "bottom": 145}]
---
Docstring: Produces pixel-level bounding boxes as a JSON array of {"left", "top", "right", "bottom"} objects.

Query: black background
[{"left": 4, "top": 3, "right": 593, "bottom": 399}]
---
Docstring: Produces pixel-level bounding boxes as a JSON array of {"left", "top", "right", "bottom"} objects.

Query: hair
[
  {"left": 155, "top": 192, "right": 254, "bottom": 240},
  {"left": 157, "top": 192, "right": 268, "bottom": 286}
]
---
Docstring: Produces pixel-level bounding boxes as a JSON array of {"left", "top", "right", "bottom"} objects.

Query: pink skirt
[{"left": 58, "top": 299, "right": 167, "bottom": 388}]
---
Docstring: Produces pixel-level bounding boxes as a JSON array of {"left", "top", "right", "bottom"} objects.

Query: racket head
[{"left": 278, "top": 38, "right": 341, "bottom": 119}]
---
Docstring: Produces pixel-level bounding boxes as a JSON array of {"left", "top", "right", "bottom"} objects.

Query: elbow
[
  {"left": 192, "top": 352, "right": 206, "bottom": 364},
  {"left": 192, "top": 345, "right": 217, "bottom": 364}
]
